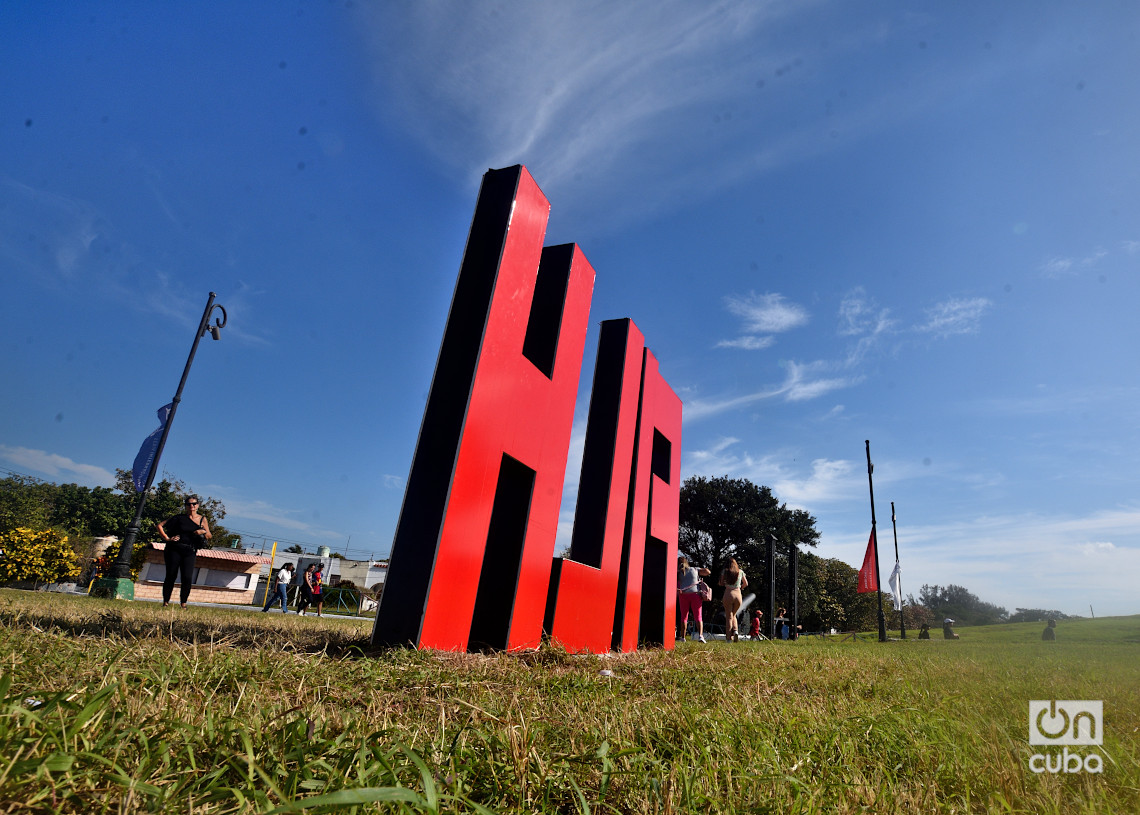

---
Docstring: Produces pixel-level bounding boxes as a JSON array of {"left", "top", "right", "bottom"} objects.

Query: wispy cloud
[
  {"left": 1122, "top": 240, "right": 1140, "bottom": 255},
  {"left": 683, "top": 439, "right": 862, "bottom": 507},
  {"left": 0, "top": 445, "right": 115, "bottom": 486},
  {"left": 838, "top": 288, "right": 893, "bottom": 337},
  {"left": 214, "top": 495, "right": 345, "bottom": 541},
  {"left": 716, "top": 335, "right": 775, "bottom": 351},
  {"left": 782, "top": 361, "right": 860, "bottom": 401},
  {"left": 0, "top": 177, "right": 104, "bottom": 281},
  {"left": 1039, "top": 247, "right": 1108, "bottom": 278},
  {"left": 726, "top": 292, "right": 809, "bottom": 334},
  {"left": 352, "top": 1, "right": 985, "bottom": 233},
  {"left": 717, "top": 292, "right": 808, "bottom": 350},
  {"left": 914, "top": 297, "right": 991, "bottom": 338},
  {"left": 683, "top": 360, "right": 859, "bottom": 423}
]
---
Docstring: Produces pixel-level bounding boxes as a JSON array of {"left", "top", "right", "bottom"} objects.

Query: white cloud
[
  {"left": 217, "top": 496, "right": 345, "bottom": 541},
  {"left": 774, "top": 458, "right": 860, "bottom": 506},
  {"left": 683, "top": 358, "right": 860, "bottom": 423},
  {"left": 782, "top": 361, "right": 861, "bottom": 402},
  {"left": 1039, "top": 257, "right": 1074, "bottom": 278},
  {"left": 725, "top": 292, "right": 809, "bottom": 334},
  {"left": 716, "top": 335, "right": 776, "bottom": 351},
  {"left": 0, "top": 445, "right": 115, "bottom": 486},
  {"left": 1039, "top": 247, "right": 1108, "bottom": 279},
  {"left": 1121, "top": 240, "right": 1140, "bottom": 255},
  {"left": 838, "top": 287, "right": 893, "bottom": 337},
  {"left": 915, "top": 297, "right": 991, "bottom": 338},
  {"left": 683, "top": 440, "right": 864, "bottom": 509}
]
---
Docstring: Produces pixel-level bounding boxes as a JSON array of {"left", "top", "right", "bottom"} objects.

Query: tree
[
  {"left": 1008, "top": 608, "right": 1077, "bottom": 623},
  {"left": 678, "top": 476, "right": 819, "bottom": 585},
  {"left": 0, "top": 475, "right": 52, "bottom": 533},
  {"left": 0, "top": 470, "right": 239, "bottom": 550},
  {"left": 284, "top": 544, "right": 304, "bottom": 554},
  {"left": 918, "top": 584, "right": 1008, "bottom": 626}
]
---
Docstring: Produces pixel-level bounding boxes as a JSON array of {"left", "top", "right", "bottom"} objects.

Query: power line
[{"left": 222, "top": 525, "right": 388, "bottom": 561}]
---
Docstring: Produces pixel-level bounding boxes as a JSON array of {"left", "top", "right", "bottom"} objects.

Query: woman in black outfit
[{"left": 156, "top": 495, "right": 212, "bottom": 608}]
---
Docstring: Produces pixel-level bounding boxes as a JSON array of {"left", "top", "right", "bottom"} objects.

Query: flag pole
[
  {"left": 891, "top": 501, "right": 906, "bottom": 639},
  {"left": 865, "top": 440, "right": 887, "bottom": 642}
]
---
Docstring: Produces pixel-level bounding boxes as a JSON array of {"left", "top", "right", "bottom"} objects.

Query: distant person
[
  {"left": 776, "top": 607, "right": 790, "bottom": 640},
  {"left": 297, "top": 564, "right": 317, "bottom": 616},
  {"left": 918, "top": 623, "right": 931, "bottom": 639},
  {"left": 942, "top": 618, "right": 959, "bottom": 640},
  {"left": 1042, "top": 619, "right": 1057, "bottom": 641},
  {"left": 311, "top": 563, "right": 325, "bottom": 617},
  {"left": 718, "top": 558, "right": 747, "bottom": 642},
  {"left": 749, "top": 608, "right": 763, "bottom": 640},
  {"left": 156, "top": 495, "right": 212, "bottom": 608},
  {"left": 677, "top": 555, "right": 711, "bottom": 643},
  {"left": 262, "top": 563, "right": 294, "bottom": 613}
]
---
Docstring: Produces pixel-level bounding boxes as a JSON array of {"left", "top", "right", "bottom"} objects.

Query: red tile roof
[{"left": 148, "top": 542, "right": 270, "bottom": 564}]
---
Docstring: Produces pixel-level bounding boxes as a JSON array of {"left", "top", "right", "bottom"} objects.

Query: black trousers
[{"left": 163, "top": 542, "right": 197, "bottom": 605}]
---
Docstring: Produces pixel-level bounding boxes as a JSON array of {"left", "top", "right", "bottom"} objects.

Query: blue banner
[{"left": 131, "top": 403, "right": 172, "bottom": 493}]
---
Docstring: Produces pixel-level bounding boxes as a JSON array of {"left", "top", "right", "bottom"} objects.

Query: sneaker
[{"left": 698, "top": 635, "right": 707, "bottom": 643}]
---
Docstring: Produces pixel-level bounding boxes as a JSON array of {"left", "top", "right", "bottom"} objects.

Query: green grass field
[{"left": 1, "top": 589, "right": 1136, "bottom": 813}]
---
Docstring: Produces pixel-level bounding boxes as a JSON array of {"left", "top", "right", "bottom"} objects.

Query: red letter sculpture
[{"left": 372, "top": 165, "right": 680, "bottom": 653}]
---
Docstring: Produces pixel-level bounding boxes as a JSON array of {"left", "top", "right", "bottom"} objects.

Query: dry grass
[{"left": 1, "top": 590, "right": 1137, "bottom": 813}]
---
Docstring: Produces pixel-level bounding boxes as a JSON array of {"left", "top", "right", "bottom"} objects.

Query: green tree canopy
[
  {"left": 678, "top": 475, "right": 819, "bottom": 584},
  {"left": 678, "top": 475, "right": 821, "bottom": 635},
  {"left": 917, "top": 583, "right": 1008, "bottom": 626},
  {"left": 0, "top": 470, "right": 239, "bottom": 549}
]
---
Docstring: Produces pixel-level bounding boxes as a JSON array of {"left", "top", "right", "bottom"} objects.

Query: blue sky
[{"left": 3, "top": 2, "right": 1138, "bottom": 618}]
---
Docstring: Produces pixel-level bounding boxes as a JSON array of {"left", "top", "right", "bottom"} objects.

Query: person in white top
[
  {"left": 261, "top": 563, "right": 295, "bottom": 613},
  {"left": 677, "top": 555, "right": 711, "bottom": 643}
]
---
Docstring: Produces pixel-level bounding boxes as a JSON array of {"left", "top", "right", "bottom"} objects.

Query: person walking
[
  {"left": 297, "top": 564, "right": 316, "bottom": 615},
  {"left": 311, "top": 563, "right": 324, "bottom": 617},
  {"left": 156, "top": 495, "right": 211, "bottom": 608},
  {"left": 677, "top": 555, "right": 710, "bottom": 643},
  {"left": 718, "top": 558, "right": 747, "bottom": 642},
  {"left": 262, "top": 563, "right": 294, "bottom": 613}
]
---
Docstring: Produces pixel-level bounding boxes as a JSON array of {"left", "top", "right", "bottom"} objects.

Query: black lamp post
[{"left": 96, "top": 292, "right": 226, "bottom": 599}]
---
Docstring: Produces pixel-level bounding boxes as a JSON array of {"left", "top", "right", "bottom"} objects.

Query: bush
[
  {"left": 0, "top": 528, "right": 80, "bottom": 584},
  {"left": 96, "top": 539, "right": 149, "bottom": 581}
]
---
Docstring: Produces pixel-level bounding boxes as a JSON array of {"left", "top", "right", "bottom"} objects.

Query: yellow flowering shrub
[{"left": 0, "top": 527, "right": 80, "bottom": 584}]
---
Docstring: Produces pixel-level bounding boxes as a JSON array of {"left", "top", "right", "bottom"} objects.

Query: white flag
[{"left": 888, "top": 562, "right": 902, "bottom": 611}]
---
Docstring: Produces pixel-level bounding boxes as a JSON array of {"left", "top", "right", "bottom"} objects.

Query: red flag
[{"left": 857, "top": 530, "right": 878, "bottom": 593}]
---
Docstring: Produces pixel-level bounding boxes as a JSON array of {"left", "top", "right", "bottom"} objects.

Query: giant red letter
[{"left": 372, "top": 166, "right": 594, "bottom": 651}]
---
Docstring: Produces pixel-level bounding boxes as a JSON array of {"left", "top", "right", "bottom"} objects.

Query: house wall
[{"left": 136, "top": 548, "right": 264, "bottom": 605}]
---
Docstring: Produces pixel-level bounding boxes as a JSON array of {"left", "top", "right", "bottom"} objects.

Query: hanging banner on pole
[
  {"left": 857, "top": 530, "right": 879, "bottom": 593},
  {"left": 888, "top": 561, "right": 902, "bottom": 610},
  {"left": 132, "top": 403, "right": 172, "bottom": 492}
]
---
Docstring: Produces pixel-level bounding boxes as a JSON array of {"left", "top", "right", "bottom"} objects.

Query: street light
[{"left": 95, "top": 292, "right": 227, "bottom": 599}]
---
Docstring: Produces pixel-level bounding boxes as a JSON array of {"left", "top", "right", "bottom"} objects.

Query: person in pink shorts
[{"left": 677, "top": 555, "right": 711, "bottom": 642}]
